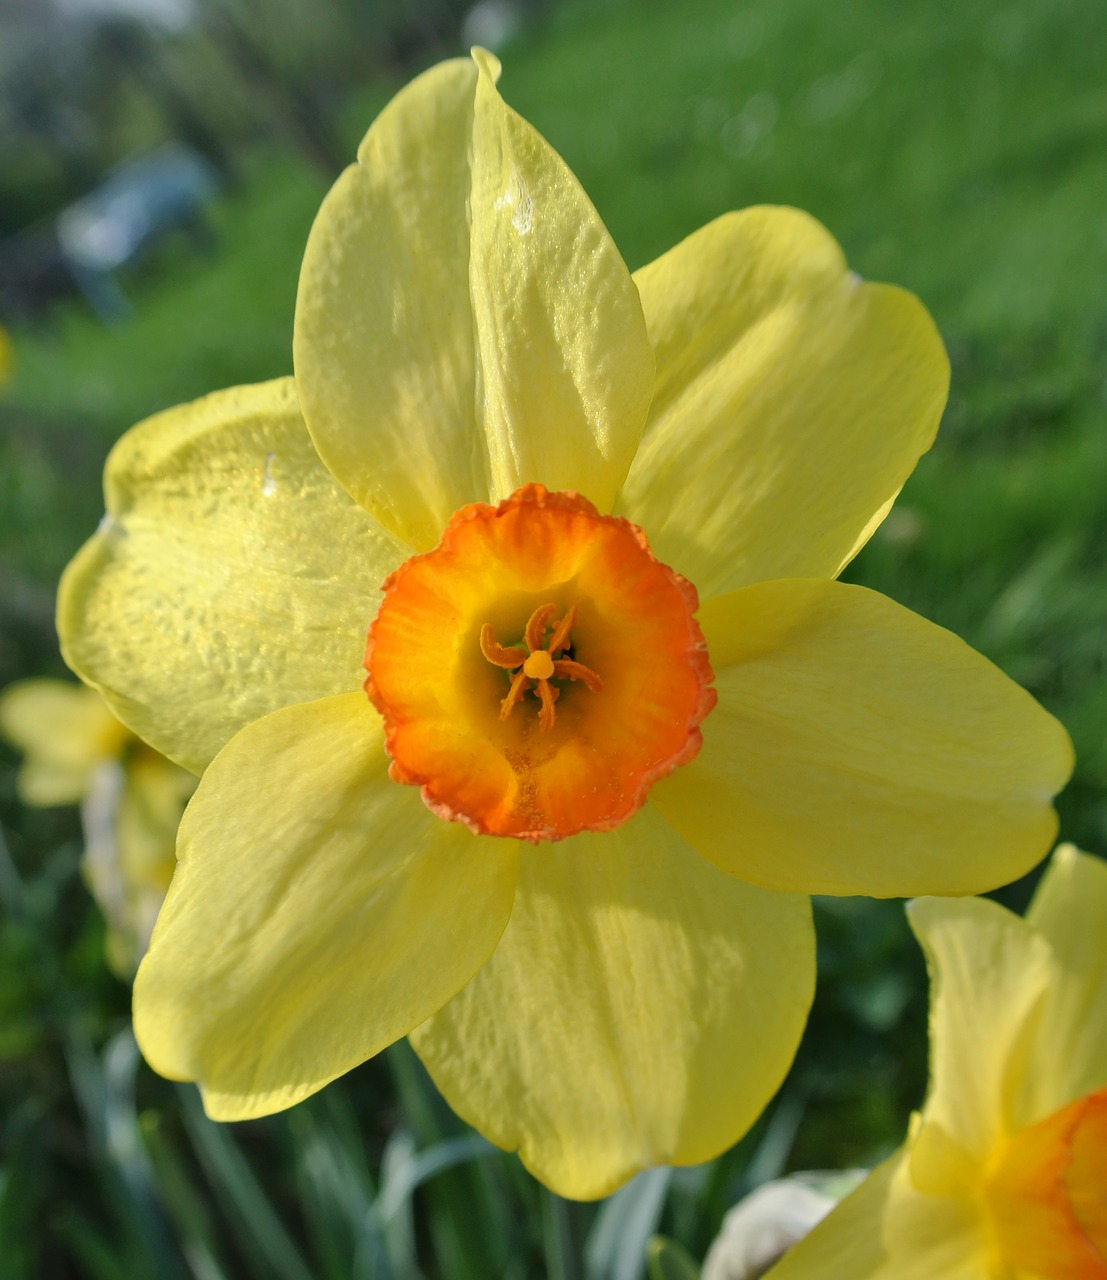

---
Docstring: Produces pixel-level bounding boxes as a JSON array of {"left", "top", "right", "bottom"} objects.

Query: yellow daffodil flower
[
  {"left": 57, "top": 51, "right": 1072, "bottom": 1199},
  {"left": 0, "top": 678, "right": 194, "bottom": 975},
  {"left": 764, "top": 845, "right": 1107, "bottom": 1280}
]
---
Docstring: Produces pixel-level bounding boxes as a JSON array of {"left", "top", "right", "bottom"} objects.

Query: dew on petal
[{"left": 262, "top": 452, "right": 278, "bottom": 497}]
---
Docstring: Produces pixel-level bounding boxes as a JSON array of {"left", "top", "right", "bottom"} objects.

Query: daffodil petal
[
  {"left": 764, "top": 1156, "right": 897, "bottom": 1279},
  {"left": 133, "top": 694, "right": 518, "bottom": 1119},
  {"left": 1019, "top": 845, "right": 1107, "bottom": 1123},
  {"left": 410, "top": 803, "right": 814, "bottom": 1200},
  {"left": 651, "top": 579, "right": 1071, "bottom": 896},
  {"left": 615, "top": 207, "right": 948, "bottom": 596},
  {"left": 765, "top": 1153, "right": 991, "bottom": 1280},
  {"left": 882, "top": 1149, "right": 993, "bottom": 1280},
  {"left": 0, "top": 678, "right": 127, "bottom": 805},
  {"left": 58, "top": 379, "right": 406, "bottom": 773},
  {"left": 907, "top": 896, "right": 1053, "bottom": 1168},
  {"left": 468, "top": 55, "right": 653, "bottom": 508},
  {"left": 294, "top": 51, "right": 653, "bottom": 550}
]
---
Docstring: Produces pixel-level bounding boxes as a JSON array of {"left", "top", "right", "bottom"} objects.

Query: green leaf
[
  {"left": 585, "top": 1168, "right": 671, "bottom": 1280},
  {"left": 646, "top": 1236, "right": 700, "bottom": 1280}
]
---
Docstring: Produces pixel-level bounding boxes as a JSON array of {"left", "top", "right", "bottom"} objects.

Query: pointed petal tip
[{"left": 471, "top": 45, "right": 502, "bottom": 82}]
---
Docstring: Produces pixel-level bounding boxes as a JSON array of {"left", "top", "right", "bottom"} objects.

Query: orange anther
[
  {"left": 552, "top": 658, "right": 602, "bottom": 692},
  {"left": 536, "top": 678, "right": 558, "bottom": 733},
  {"left": 499, "top": 669, "right": 531, "bottom": 720},
  {"left": 524, "top": 603, "right": 558, "bottom": 653},
  {"left": 546, "top": 605, "right": 576, "bottom": 655},
  {"left": 480, "top": 624, "right": 526, "bottom": 669}
]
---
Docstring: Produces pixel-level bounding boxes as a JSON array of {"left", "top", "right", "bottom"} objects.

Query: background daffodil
[
  {"left": 58, "top": 51, "right": 1071, "bottom": 1199},
  {"left": 0, "top": 679, "right": 194, "bottom": 976},
  {"left": 764, "top": 845, "right": 1107, "bottom": 1280}
]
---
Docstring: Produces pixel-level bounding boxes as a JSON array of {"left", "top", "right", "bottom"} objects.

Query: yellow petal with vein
[
  {"left": 616, "top": 207, "right": 948, "bottom": 597},
  {"left": 58, "top": 379, "right": 406, "bottom": 773},
  {"left": 133, "top": 694, "right": 517, "bottom": 1118},
  {"left": 652, "top": 579, "right": 1071, "bottom": 896},
  {"left": 294, "top": 51, "right": 652, "bottom": 549},
  {"left": 411, "top": 803, "right": 813, "bottom": 1200}
]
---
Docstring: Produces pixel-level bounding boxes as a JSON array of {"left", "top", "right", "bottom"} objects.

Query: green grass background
[{"left": 2, "top": 0, "right": 1106, "bottom": 1274}]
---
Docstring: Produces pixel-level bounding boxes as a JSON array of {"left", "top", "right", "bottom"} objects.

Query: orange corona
[
  {"left": 983, "top": 1088, "right": 1107, "bottom": 1280},
  {"left": 365, "top": 484, "right": 715, "bottom": 842}
]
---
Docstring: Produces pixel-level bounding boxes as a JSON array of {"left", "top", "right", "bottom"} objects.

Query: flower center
[
  {"left": 983, "top": 1087, "right": 1107, "bottom": 1280},
  {"left": 480, "top": 603, "right": 602, "bottom": 732},
  {"left": 365, "top": 483, "right": 715, "bottom": 842}
]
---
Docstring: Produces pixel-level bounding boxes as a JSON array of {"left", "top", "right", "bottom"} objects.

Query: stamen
[
  {"left": 499, "top": 669, "right": 531, "bottom": 719},
  {"left": 524, "top": 603, "right": 557, "bottom": 653},
  {"left": 480, "top": 624, "right": 525, "bottom": 669},
  {"left": 552, "top": 658, "right": 602, "bottom": 692},
  {"left": 536, "top": 679, "right": 558, "bottom": 733},
  {"left": 546, "top": 605, "right": 576, "bottom": 655},
  {"left": 482, "top": 600, "right": 601, "bottom": 733}
]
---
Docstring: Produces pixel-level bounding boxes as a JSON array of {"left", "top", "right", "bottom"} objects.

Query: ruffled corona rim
[{"left": 365, "top": 484, "right": 716, "bottom": 841}]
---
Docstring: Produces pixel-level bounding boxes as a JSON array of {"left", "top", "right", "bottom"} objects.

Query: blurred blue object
[{"left": 55, "top": 144, "right": 219, "bottom": 321}]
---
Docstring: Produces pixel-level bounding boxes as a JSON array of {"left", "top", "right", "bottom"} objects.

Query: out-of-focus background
[{"left": 1, "top": 0, "right": 1105, "bottom": 1275}]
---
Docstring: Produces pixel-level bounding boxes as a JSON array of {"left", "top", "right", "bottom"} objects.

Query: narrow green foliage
[
  {"left": 646, "top": 1237, "right": 701, "bottom": 1280},
  {"left": 177, "top": 1088, "right": 316, "bottom": 1280}
]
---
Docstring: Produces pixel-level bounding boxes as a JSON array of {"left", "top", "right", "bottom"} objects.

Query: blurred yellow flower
[
  {"left": 765, "top": 845, "right": 1107, "bottom": 1280},
  {"left": 0, "top": 679, "right": 194, "bottom": 975},
  {"left": 58, "top": 51, "right": 1071, "bottom": 1198}
]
